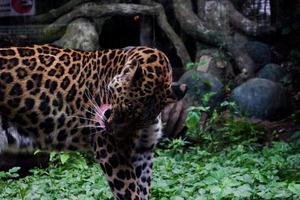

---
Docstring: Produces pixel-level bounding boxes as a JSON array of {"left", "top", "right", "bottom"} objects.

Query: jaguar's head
[{"left": 106, "top": 59, "right": 187, "bottom": 131}]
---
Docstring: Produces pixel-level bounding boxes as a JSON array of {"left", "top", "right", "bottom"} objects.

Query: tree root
[{"left": 173, "top": 0, "right": 259, "bottom": 81}]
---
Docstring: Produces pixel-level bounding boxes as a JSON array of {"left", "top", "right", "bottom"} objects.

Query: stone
[
  {"left": 245, "top": 41, "right": 272, "bottom": 68},
  {"left": 195, "top": 49, "right": 235, "bottom": 82},
  {"left": 162, "top": 71, "right": 224, "bottom": 137},
  {"left": 256, "top": 63, "right": 286, "bottom": 83},
  {"left": 178, "top": 70, "right": 224, "bottom": 107},
  {"left": 231, "top": 78, "right": 290, "bottom": 120},
  {"left": 54, "top": 18, "right": 99, "bottom": 51}
]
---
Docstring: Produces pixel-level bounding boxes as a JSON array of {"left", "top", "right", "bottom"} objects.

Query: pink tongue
[{"left": 94, "top": 104, "right": 111, "bottom": 130}]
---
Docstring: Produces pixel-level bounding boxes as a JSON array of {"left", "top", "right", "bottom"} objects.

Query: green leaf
[
  {"left": 186, "top": 62, "right": 195, "bottom": 70},
  {"left": 233, "top": 184, "right": 252, "bottom": 197},
  {"left": 222, "top": 177, "right": 240, "bottom": 187},
  {"left": 50, "top": 152, "right": 57, "bottom": 162},
  {"left": 185, "top": 111, "right": 200, "bottom": 130},
  {"left": 60, "top": 154, "right": 70, "bottom": 164},
  {"left": 34, "top": 149, "right": 42, "bottom": 155},
  {"left": 8, "top": 167, "right": 20, "bottom": 174},
  {"left": 201, "top": 92, "right": 216, "bottom": 106},
  {"left": 207, "top": 185, "right": 222, "bottom": 194},
  {"left": 288, "top": 183, "right": 300, "bottom": 196}
]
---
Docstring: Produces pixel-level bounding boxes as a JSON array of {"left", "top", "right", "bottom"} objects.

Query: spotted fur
[{"left": 0, "top": 44, "right": 186, "bottom": 200}]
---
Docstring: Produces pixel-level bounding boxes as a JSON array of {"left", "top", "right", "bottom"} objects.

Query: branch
[
  {"left": 43, "top": 3, "right": 155, "bottom": 36},
  {"left": 0, "top": 2, "right": 190, "bottom": 66},
  {"left": 140, "top": 0, "right": 191, "bottom": 65},
  {"left": 151, "top": 2, "right": 191, "bottom": 65},
  {"left": 47, "top": 2, "right": 190, "bottom": 65},
  {"left": 0, "top": 3, "right": 157, "bottom": 44},
  {"left": 173, "top": 0, "right": 230, "bottom": 46},
  {"left": 224, "top": 0, "right": 275, "bottom": 36},
  {"left": 196, "top": 0, "right": 206, "bottom": 20}
]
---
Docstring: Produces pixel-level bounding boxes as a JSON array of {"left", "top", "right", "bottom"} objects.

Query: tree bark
[
  {"left": 224, "top": 0, "right": 274, "bottom": 36},
  {"left": 173, "top": 0, "right": 257, "bottom": 81},
  {"left": 151, "top": 2, "right": 191, "bottom": 65}
]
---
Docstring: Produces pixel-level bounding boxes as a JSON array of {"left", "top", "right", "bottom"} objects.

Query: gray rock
[
  {"left": 245, "top": 41, "right": 272, "bottom": 68},
  {"left": 162, "top": 71, "right": 224, "bottom": 138},
  {"left": 232, "top": 78, "right": 290, "bottom": 120},
  {"left": 54, "top": 18, "right": 99, "bottom": 51},
  {"left": 257, "top": 63, "right": 286, "bottom": 83},
  {"left": 195, "top": 49, "right": 235, "bottom": 82},
  {"left": 178, "top": 70, "right": 224, "bottom": 107}
]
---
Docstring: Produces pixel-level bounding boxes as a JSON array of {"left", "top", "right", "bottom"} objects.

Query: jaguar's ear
[{"left": 123, "top": 59, "right": 143, "bottom": 84}]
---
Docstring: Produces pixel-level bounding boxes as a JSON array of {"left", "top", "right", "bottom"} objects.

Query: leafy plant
[
  {"left": 186, "top": 106, "right": 205, "bottom": 133},
  {"left": 1, "top": 140, "right": 300, "bottom": 199},
  {"left": 184, "top": 88, "right": 269, "bottom": 151},
  {"left": 166, "top": 138, "right": 187, "bottom": 150},
  {"left": 50, "top": 152, "right": 70, "bottom": 165},
  {"left": 220, "top": 118, "right": 265, "bottom": 145},
  {"left": 0, "top": 167, "right": 20, "bottom": 179},
  {"left": 185, "top": 60, "right": 209, "bottom": 71},
  {"left": 49, "top": 152, "right": 89, "bottom": 170},
  {"left": 0, "top": 152, "right": 112, "bottom": 200},
  {"left": 220, "top": 100, "right": 237, "bottom": 113},
  {"left": 1, "top": 93, "right": 299, "bottom": 200},
  {"left": 152, "top": 140, "right": 300, "bottom": 200}
]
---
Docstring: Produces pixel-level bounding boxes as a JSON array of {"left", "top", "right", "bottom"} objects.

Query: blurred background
[{"left": 0, "top": 0, "right": 300, "bottom": 199}]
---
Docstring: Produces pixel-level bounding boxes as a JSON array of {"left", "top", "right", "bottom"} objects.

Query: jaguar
[{"left": 0, "top": 44, "right": 187, "bottom": 200}]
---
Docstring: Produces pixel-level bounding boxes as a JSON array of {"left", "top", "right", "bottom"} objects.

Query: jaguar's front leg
[
  {"left": 92, "top": 132, "right": 141, "bottom": 200},
  {"left": 131, "top": 116, "right": 163, "bottom": 200},
  {"left": 131, "top": 151, "right": 154, "bottom": 200}
]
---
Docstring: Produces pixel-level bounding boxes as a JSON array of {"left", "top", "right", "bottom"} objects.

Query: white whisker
[
  {"left": 75, "top": 125, "right": 103, "bottom": 130},
  {"left": 81, "top": 108, "right": 97, "bottom": 116},
  {"left": 94, "top": 109, "right": 107, "bottom": 121},
  {"left": 84, "top": 85, "right": 99, "bottom": 110}
]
